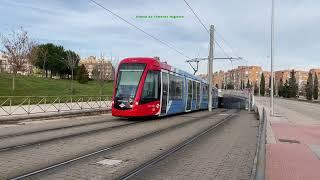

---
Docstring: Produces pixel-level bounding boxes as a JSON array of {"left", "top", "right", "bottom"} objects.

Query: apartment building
[
  {"left": 0, "top": 53, "right": 9, "bottom": 73},
  {"left": 310, "top": 68, "right": 320, "bottom": 82},
  {"left": 213, "top": 70, "right": 224, "bottom": 88},
  {"left": 275, "top": 70, "right": 308, "bottom": 93},
  {"left": 80, "top": 56, "right": 115, "bottom": 80},
  {"left": 223, "top": 66, "right": 263, "bottom": 89},
  {"left": 197, "top": 66, "right": 315, "bottom": 93}
]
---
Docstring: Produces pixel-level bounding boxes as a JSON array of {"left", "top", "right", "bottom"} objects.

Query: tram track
[
  {"left": 0, "top": 118, "right": 119, "bottom": 139},
  {"left": 119, "top": 112, "right": 236, "bottom": 179},
  {"left": 0, "top": 109, "right": 227, "bottom": 153},
  {"left": 0, "top": 120, "right": 144, "bottom": 152},
  {"left": 9, "top": 109, "right": 229, "bottom": 179}
]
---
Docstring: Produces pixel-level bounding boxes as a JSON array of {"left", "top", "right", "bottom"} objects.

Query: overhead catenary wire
[
  {"left": 183, "top": 0, "right": 209, "bottom": 34},
  {"left": 215, "top": 40, "right": 231, "bottom": 59},
  {"left": 90, "top": 0, "right": 191, "bottom": 59},
  {"left": 215, "top": 30, "right": 242, "bottom": 59},
  {"left": 182, "top": 0, "right": 242, "bottom": 61},
  {"left": 183, "top": 0, "right": 229, "bottom": 58}
]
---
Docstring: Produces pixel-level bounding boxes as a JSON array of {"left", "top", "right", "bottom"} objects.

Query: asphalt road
[{"left": 255, "top": 97, "right": 320, "bottom": 123}]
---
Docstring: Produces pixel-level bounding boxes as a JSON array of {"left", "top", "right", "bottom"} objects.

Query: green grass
[{"left": 0, "top": 73, "right": 114, "bottom": 97}]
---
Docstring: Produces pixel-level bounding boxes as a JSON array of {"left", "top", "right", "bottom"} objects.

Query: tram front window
[
  {"left": 141, "top": 71, "right": 160, "bottom": 104},
  {"left": 115, "top": 63, "right": 146, "bottom": 101}
]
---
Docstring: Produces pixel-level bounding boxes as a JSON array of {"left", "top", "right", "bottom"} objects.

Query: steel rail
[
  {"left": 0, "top": 120, "right": 144, "bottom": 152},
  {"left": 0, "top": 118, "right": 118, "bottom": 139},
  {"left": 10, "top": 109, "right": 227, "bottom": 180},
  {"left": 118, "top": 114, "right": 236, "bottom": 180}
]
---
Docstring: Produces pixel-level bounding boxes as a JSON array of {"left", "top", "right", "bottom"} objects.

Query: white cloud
[{"left": 1, "top": 0, "right": 319, "bottom": 74}]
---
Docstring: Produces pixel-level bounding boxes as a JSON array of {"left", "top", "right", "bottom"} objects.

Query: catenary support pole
[{"left": 208, "top": 25, "right": 214, "bottom": 111}]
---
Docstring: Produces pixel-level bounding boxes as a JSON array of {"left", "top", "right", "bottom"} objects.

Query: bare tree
[
  {"left": 0, "top": 27, "right": 35, "bottom": 91},
  {"left": 63, "top": 50, "right": 79, "bottom": 93},
  {"left": 0, "top": 53, "right": 5, "bottom": 73},
  {"left": 93, "top": 54, "right": 112, "bottom": 95},
  {"left": 28, "top": 45, "right": 41, "bottom": 75},
  {"left": 111, "top": 56, "right": 120, "bottom": 73}
]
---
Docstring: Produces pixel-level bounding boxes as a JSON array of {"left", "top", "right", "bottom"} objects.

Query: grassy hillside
[{"left": 0, "top": 73, "right": 114, "bottom": 96}]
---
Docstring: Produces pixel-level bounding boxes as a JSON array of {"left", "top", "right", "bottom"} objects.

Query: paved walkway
[{"left": 255, "top": 97, "right": 320, "bottom": 180}]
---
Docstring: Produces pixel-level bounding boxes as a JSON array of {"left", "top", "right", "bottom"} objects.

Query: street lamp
[{"left": 270, "top": 0, "right": 275, "bottom": 116}]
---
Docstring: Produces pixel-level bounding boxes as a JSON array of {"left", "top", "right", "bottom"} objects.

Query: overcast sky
[{"left": 1, "top": 0, "right": 319, "bottom": 74}]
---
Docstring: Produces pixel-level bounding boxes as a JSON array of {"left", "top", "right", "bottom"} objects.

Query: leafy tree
[
  {"left": 30, "top": 45, "right": 48, "bottom": 77},
  {"left": 77, "top": 64, "right": 89, "bottom": 84},
  {"left": 49, "top": 45, "right": 68, "bottom": 78},
  {"left": 226, "top": 83, "right": 234, "bottom": 90},
  {"left": 246, "top": 79, "right": 251, "bottom": 89},
  {"left": 31, "top": 43, "right": 67, "bottom": 78},
  {"left": 278, "top": 78, "right": 283, "bottom": 97},
  {"left": 241, "top": 80, "right": 245, "bottom": 90},
  {"left": 288, "top": 69, "right": 298, "bottom": 98},
  {"left": 260, "top": 73, "right": 265, "bottom": 96},
  {"left": 314, "top": 73, "right": 319, "bottom": 100},
  {"left": 283, "top": 79, "right": 289, "bottom": 98},
  {"left": 305, "top": 72, "right": 313, "bottom": 100},
  {"left": 273, "top": 78, "right": 276, "bottom": 95},
  {"left": 268, "top": 76, "right": 271, "bottom": 95},
  {"left": 254, "top": 83, "right": 259, "bottom": 95}
]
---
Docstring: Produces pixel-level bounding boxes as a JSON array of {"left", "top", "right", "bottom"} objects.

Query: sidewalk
[{"left": 255, "top": 97, "right": 320, "bottom": 180}]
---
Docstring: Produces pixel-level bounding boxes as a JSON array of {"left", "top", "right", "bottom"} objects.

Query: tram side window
[
  {"left": 192, "top": 81, "right": 197, "bottom": 101},
  {"left": 203, "top": 85, "right": 208, "bottom": 100},
  {"left": 197, "top": 82, "right": 200, "bottom": 99},
  {"left": 141, "top": 71, "right": 160, "bottom": 104},
  {"left": 169, "top": 74, "right": 183, "bottom": 100}
]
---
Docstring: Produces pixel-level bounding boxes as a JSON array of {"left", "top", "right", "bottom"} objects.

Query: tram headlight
[{"left": 129, "top": 98, "right": 134, "bottom": 108}]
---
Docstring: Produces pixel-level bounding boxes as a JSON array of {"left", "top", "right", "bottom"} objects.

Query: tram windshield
[{"left": 115, "top": 63, "right": 146, "bottom": 99}]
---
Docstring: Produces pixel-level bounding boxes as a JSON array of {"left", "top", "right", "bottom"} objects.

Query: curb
[
  {"left": 250, "top": 105, "right": 266, "bottom": 180},
  {"left": 0, "top": 109, "right": 111, "bottom": 124}
]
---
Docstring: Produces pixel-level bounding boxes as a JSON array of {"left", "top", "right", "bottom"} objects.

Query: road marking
[
  {"left": 96, "top": 159, "right": 122, "bottom": 166},
  {"left": 219, "top": 113, "right": 228, "bottom": 116}
]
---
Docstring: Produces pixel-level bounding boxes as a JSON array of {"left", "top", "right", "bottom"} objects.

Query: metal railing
[
  {"left": 0, "top": 95, "right": 112, "bottom": 116},
  {"left": 251, "top": 105, "right": 267, "bottom": 180}
]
